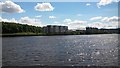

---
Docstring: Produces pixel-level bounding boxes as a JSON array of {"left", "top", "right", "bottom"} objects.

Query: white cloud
[
  {"left": 34, "top": 3, "right": 54, "bottom": 11},
  {"left": 63, "top": 19, "right": 72, "bottom": 23},
  {"left": 35, "top": 15, "right": 42, "bottom": 18},
  {"left": 63, "top": 19, "right": 87, "bottom": 29},
  {"left": 0, "top": 17, "right": 18, "bottom": 23},
  {"left": 88, "top": 16, "right": 119, "bottom": 28},
  {"left": 101, "top": 17, "right": 109, "bottom": 22},
  {"left": 97, "top": 0, "right": 119, "bottom": 8},
  {"left": 49, "top": 16, "right": 56, "bottom": 19},
  {"left": 47, "top": 21, "right": 65, "bottom": 26},
  {"left": 86, "top": 3, "right": 91, "bottom": 6},
  {"left": 19, "top": 17, "right": 43, "bottom": 26},
  {"left": 0, "top": 1, "right": 25, "bottom": 13},
  {"left": 101, "top": 16, "right": 120, "bottom": 23},
  {"left": 67, "top": 20, "right": 87, "bottom": 25},
  {"left": 90, "top": 16, "right": 103, "bottom": 21},
  {"left": 90, "top": 16, "right": 119, "bottom": 25},
  {"left": 101, "top": 16, "right": 119, "bottom": 28},
  {"left": 1, "top": 17, "right": 44, "bottom": 27},
  {"left": 1, "top": 16, "right": 119, "bottom": 29},
  {"left": 87, "top": 22, "right": 107, "bottom": 28}
]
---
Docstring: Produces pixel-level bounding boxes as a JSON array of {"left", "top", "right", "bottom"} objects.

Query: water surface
[{"left": 2, "top": 34, "right": 119, "bottom": 66}]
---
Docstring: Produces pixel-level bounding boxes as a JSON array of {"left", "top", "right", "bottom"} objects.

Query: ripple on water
[
  {"left": 2, "top": 34, "right": 118, "bottom": 66},
  {"left": 68, "top": 59, "right": 72, "bottom": 62}
]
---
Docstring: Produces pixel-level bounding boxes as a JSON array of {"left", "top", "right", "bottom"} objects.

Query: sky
[{"left": 0, "top": 0, "right": 119, "bottom": 30}]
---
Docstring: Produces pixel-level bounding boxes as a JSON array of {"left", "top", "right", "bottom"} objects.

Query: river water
[{"left": 2, "top": 34, "right": 119, "bottom": 66}]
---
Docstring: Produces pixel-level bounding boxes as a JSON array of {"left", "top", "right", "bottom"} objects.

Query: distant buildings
[
  {"left": 42, "top": 25, "right": 119, "bottom": 34},
  {"left": 86, "top": 27, "right": 119, "bottom": 34},
  {"left": 86, "top": 27, "right": 98, "bottom": 34},
  {"left": 99, "top": 28, "right": 119, "bottom": 34},
  {"left": 76, "top": 30, "right": 86, "bottom": 34},
  {"left": 43, "top": 25, "right": 68, "bottom": 34}
]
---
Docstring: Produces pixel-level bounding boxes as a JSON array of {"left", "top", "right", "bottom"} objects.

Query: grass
[{"left": 2, "top": 32, "right": 46, "bottom": 37}]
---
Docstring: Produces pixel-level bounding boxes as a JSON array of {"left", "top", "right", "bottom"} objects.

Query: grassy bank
[
  {"left": 2, "top": 32, "right": 86, "bottom": 37},
  {"left": 2, "top": 32, "right": 46, "bottom": 37},
  {"left": 2, "top": 32, "right": 119, "bottom": 37}
]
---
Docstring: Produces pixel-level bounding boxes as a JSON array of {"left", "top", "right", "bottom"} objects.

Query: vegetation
[
  {"left": 1, "top": 21, "right": 119, "bottom": 37},
  {"left": 2, "top": 22, "right": 43, "bottom": 34}
]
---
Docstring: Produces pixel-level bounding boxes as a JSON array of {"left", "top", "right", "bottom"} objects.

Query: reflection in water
[{"left": 2, "top": 34, "right": 118, "bottom": 66}]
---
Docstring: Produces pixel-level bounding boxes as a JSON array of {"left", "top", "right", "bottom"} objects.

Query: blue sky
[{"left": 1, "top": 0, "right": 119, "bottom": 29}]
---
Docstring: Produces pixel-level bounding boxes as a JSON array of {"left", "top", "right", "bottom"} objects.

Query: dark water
[{"left": 2, "top": 34, "right": 119, "bottom": 66}]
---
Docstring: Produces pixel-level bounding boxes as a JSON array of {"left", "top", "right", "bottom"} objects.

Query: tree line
[
  {"left": 1, "top": 22, "right": 42, "bottom": 33},
  {"left": 1, "top": 21, "right": 119, "bottom": 35}
]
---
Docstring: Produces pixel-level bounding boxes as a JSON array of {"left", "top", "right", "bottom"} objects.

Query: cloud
[
  {"left": 90, "top": 16, "right": 119, "bottom": 24},
  {"left": 101, "top": 16, "right": 119, "bottom": 27},
  {"left": 34, "top": 3, "right": 54, "bottom": 11},
  {"left": 1, "top": 16, "right": 119, "bottom": 29},
  {"left": 35, "top": 15, "right": 42, "bottom": 18},
  {"left": 63, "top": 16, "right": 119, "bottom": 29},
  {"left": 0, "top": 17, "right": 18, "bottom": 23},
  {"left": 63, "top": 19, "right": 87, "bottom": 29},
  {"left": 101, "top": 16, "right": 120, "bottom": 23},
  {"left": 88, "top": 21, "right": 118, "bottom": 28},
  {"left": 101, "top": 17, "right": 109, "bottom": 22},
  {"left": 63, "top": 19, "right": 72, "bottom": 23},
  {"left": 97, "top": 0, "right": 119, "bottom": 8},
  {"left": 49, "top": 16, "right": 56, "bottom": 19},
  {"left": 1, "top": 17, "right": 44, "bottom": 27},
  {"left": 67, "top": 20, "right": 87, "bottom": 25},
  {"left": 88, "top": 16, "right": 119, "bottom": 28},
  {"left": 0, "top": 1, "right": 25, "bottom": 13},
  {"left": 47, "top": 21, "right": 65, "bottom": 26},
  {"left": 87, "top": 22, "right": 107, "bottom": 28},
  {"left": 86, "top": 3, "right": 91, "bottom": 6},
  {"left": 19, "top": 17, "right": 43, "bottom": 26},
  {"left": 90, "top": 16, "right": 103, "bottom": 21}
]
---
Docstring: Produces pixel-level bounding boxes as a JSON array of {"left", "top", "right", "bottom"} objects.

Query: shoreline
[{"left": 1, "top": 33, "right": 119, "bottom": 37}]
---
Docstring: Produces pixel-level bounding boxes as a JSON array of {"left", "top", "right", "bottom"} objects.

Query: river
[{"left": 2, "top": 34, "right": 119, "bottom": 66}]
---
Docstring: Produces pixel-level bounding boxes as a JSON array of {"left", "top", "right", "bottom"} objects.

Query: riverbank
[
  {"left": 1, "top": 33, "right": 119, "bottom": 37},
  {"left": 1, "top": 33, "right": 76, "bottom": 37},
  {"left": 1, "top": 33, "right": 46, "bottom": 37}
]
